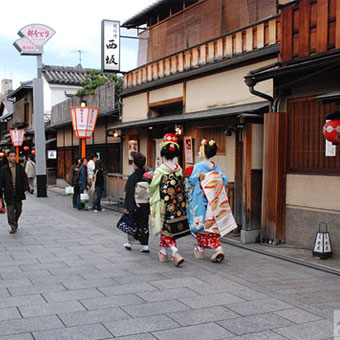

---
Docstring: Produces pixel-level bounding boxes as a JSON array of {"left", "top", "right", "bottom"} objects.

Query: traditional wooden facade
[
  {"left": 247, "top": 0, "right": 340, "bottom": 252},
  {"left": 110, "top": 0, "right": 280, "bottom": 243},
  {"left": 50, "top": 81, "right": 121, "bottom": 181}
]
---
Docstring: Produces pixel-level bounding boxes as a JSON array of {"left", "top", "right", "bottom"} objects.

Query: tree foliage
[{"left": 76, "top": 70, "right": 123, "bottom": 105}]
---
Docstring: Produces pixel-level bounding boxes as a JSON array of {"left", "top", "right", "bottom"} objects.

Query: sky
[{"left": 0, "top": 0, "right": 156, "bottom": 90}]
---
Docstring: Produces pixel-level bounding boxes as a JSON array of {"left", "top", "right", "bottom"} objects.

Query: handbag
[
  {"left": 0, "top": 199, "right": 6, "bottom": 214},
  {"left": 80, "top": 192, "right": 89, "bottom": 203},
  {"left": 65, "top": 186, "right": 74, "bottom": 196},
  {"left": 116, "top": 213, "right": 137, "bottom": 236}
]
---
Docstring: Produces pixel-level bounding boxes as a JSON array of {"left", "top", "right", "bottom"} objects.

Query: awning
[
  {"left": 0, "top": 138, "right": 11, "bottom": 146},
  {"left": 46, "top": 138, "right": 57, "bottom": 145},
  {"left": 0, "top": 112, "right": 13, "bottom": 122},
  {"left": 316, "top": 91, "right": 340, "bottom": 102},
  {"left": 107, "top": 102, "right": 268, "bottom": 132}
]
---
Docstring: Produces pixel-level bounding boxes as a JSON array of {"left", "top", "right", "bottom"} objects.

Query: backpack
[{"left": 134, "top": 179, "right": 150, "bottom": 207}]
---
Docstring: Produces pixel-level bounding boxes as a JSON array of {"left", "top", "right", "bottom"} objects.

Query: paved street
[{"left": 0, "top": 192, "right": 338, "bottom": 340}]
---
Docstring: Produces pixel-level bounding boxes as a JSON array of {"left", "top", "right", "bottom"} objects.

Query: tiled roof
[{"left": 42, "top": 64, "right": 87, "bottom": 86}]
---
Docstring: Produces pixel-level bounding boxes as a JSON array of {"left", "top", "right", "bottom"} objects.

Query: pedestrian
[
  {"left": 68, "top": 158, "right": 81, "bottom": 209},
  {"left": 91, "top": 160, "right": 105, "bottom": 213},
  {"left": 149, "top": 134, "right": 190, "bottom": 266},
  {"left": 0, "top": 149, "right": 29, "bottom": 234},
  {"left": 123, "top": 153, "right": 150, "bottom": 253},
  {"left": 77, "top": 158, "right": 88, "bottom": 210},
  {"left": 25, "top": 154, "right": 36, "bottom": 194},
  {"left": 87, "top": 153, "right": 98, "bottom": 207},
  {"left": 187, "top": 139, "right": 237, "bottom": 263}
]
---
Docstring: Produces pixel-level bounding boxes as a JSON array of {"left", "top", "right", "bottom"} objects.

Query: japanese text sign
[
  {"left": 101, "top": 20, "right": 120, "bottom": 72},
  {"left": 70, "top": 106, "right": 99, "bottom": 139},
  {"left": 10, "top": 129, "right": 25, "bottom": 147},
  {"left": 18, "top": 24, "right": 55, "bottom": 48},
  {"left": 13, "top": 37, "right": 40, "bottom": 56}
]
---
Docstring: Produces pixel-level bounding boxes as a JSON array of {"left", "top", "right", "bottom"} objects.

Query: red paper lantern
[
  {"left": 23, "top": 146, "right": 29, "bottom": 152},
  {"left": 32, "top": 149, "right": 36, "bottom": 156},
  {"left": 323, "top": 120, "right": 340, "bottom": 144}
]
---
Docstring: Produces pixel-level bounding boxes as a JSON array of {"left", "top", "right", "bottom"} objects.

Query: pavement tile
[
  {"left": 167, "top": 306, "right": 239, "bottom": 326},
  {"left": 104, "top": 315, "right": 179, "bottom": 337},
  {"left": 233, "top": 330, "right": 289, "bottom": 340},
  {"left": 33, "top": 323, "right": 112, "bottom": 340},
  {"left": 115, "top": 273, "right": 168, "bottom": 284},
  {"left": 0, "top": 288, "right": 10, "bottom": 298},
  {"left": 99, "top": 282, "right": 158, "bottom": 297},
  {"left": 43, "top": 288, "right": 104, "bottom": 303},
  {"left": 274, "top": 308, "right": 322, "bottom": 324},
  {"left": 0, "top": 294, "right": 46, "bottom": 308},
  {"left": 179, "top": 292, "right": 244, "bottom": 308},
  {"left": 218, "top": 313, "right": 294, "bottom": 335},
  {"left": 29, "top": 273, "right": 85, "bottom": 285},
  {"left": 114, "top": 334, "right": 157, "bottom": 340},
  {"left": 149, "top": 277, "right": 206, "bottom": 289},
  {"left": 62, "top": 278, "right": 117, "bottom": 290},
  {"left": 227, "top": 298, "right": 292, "bottom": 316},
  {"left": 122, "top": 300, "right": 189, "bottom": 317},
  {"left": 80, "top": 294, "right": 144, "bottom": 310},
  {"left": 0, "top": 307, "right": 21, "bottom": 321},
  {"left": 8, "top": 283, "right": 66, "bottom": 297},
  {"left": 0, "top": 278, "right": 32, "bottom": 289},
  {"left": 19, "top": 300, "right": 86, "bottom": 317},
  {"left": 59, "top": 307, "right": 130, "bottom": 327},
  {"left": 274, "top": 319, "right": 334, "bottom": 340},
  {"left": 0, "top": 334, "right": 34, "bottom": 340},
  {"left": 152, "top": 322, "right": 234, "bottom": 340},
  {"left": 136, "top": 287, "right": 198, "bottom": 302},
  {"left": 0, "top": 315, "right": 64, "bottom": 336},
  {"left": 47, "top": 265, "right": 100, "bottom": 276}
]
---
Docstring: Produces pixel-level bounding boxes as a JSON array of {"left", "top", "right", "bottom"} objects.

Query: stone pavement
[{"left": 0, "top": 192, "right": 338, "bottom": 340}]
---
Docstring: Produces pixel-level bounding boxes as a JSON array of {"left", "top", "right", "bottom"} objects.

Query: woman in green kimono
[{"left": 149, "top": 133, "right": 190, "bottom": 267}]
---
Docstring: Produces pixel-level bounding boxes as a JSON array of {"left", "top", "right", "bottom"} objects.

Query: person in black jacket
[
  {"left": 0, "top": 149, "right": 29, "bottom": 234},
  {"left": 124, "top": 153, "right": 150, "bottom": 253},
  {"left": 91, "top": 160, "right": 105, "bottom": 213}
]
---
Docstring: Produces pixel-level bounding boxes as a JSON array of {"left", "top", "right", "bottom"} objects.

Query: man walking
[
  {"left": 0, "top": 149, "right": 29, "bottom": 234},
  {"left": 25, "top": 154, "right": 36, "bottom": 194}
]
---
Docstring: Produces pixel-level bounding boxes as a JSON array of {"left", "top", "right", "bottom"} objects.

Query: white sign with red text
[
  {"left": 18, "top": 24, "right": 55, "bottom": 48},
  {"left": 13, "top": 37, "right": 40, "bottom": 55},
  {"left": 10, "top": 129, "right": 25, "bottom": 147},
  {"left": 70, "top": 107, "right": 99, "bottom": 139}
]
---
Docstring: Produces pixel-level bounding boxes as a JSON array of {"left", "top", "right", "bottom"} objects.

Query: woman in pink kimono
[{"left": 187, "top": 140, "right": 237, "bottom": 263}]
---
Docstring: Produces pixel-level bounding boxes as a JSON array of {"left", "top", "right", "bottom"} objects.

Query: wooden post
[{"left": 261, "top": 112, "right": 287, "bottom": 243}]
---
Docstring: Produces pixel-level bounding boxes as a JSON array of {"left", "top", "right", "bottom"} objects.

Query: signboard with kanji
[
  {"left": 18, "top": 24, "right": 56, "bottom": 48},
  {"left": 101, "top": 20, "right": 120, "bottom": 72},
  {"left": 10, "top": 129, "right": 25, "bottom": 147},
  {"left": 13, "top": 37, "right": 40, "bottom": 56},
  {"left": 70, "top": 106, "right": 99, "bottom": 138}
]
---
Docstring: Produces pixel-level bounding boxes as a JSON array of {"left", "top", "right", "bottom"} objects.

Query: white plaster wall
[
  {"left": 251, "top": 124, "right": 263, "bottom": 170},
  {"left": 286, "top": 174, "right": 340, "bottom": 212},
  {"left": 186, "top": 59, "right": 276, "bottom": 112},
  {"left": 149, "top": 83, "right": 183, "bottom": 104},
  {"left": 122, "top": 93, "right": 148, "bottom": 123}
]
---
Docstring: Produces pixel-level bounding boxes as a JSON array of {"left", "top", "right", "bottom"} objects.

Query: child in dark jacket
[
  {"left": 124, "top": 153, "right": 150, "bottom": 253},
  {"left": 92, "top": 160, "right": 105, "bottom": 213}
]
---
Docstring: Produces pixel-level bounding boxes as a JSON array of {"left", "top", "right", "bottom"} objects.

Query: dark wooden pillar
[
  {"left": 261, "top": 112, "right": 287, "bottom": 243},
  {"left": 242, "top": 123, "right": 252, "bottom": 229}
]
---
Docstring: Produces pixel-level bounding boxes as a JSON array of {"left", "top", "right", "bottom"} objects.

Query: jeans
[
  {"left": 77, "top": 183, "right": 86, "bottom": 210},
  {"left": 92, "top": 186, "right": 103, "bottom": 211}
]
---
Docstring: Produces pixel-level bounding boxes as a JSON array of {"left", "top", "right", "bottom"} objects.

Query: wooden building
[
  {"left": 109, "top": 0, "right": 280, "bottom": 243},
  {"left": 50, "top": 81, "right": 121, "bottom": 182},
  {"left": 246, "top": 0, "right": 340, "bottom": 252}
]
